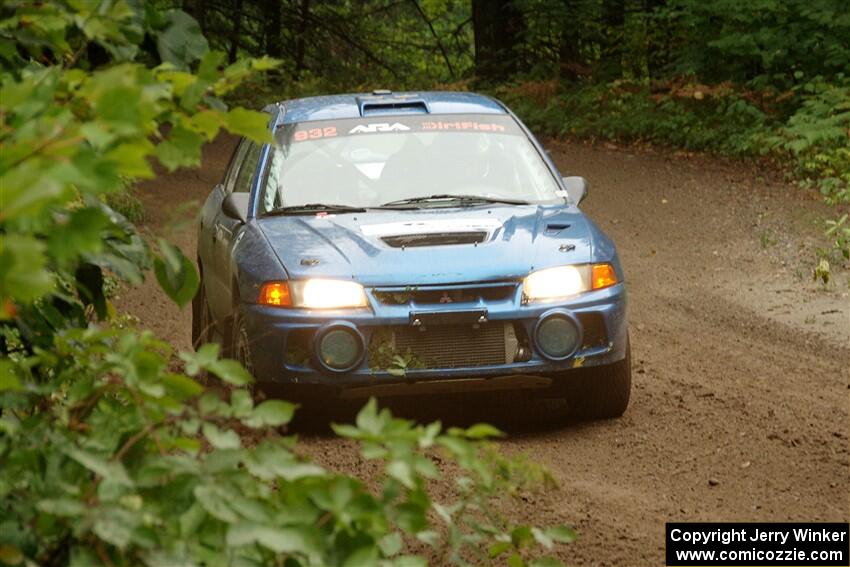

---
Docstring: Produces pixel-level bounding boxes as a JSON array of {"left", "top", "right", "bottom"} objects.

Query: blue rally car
[{"left": 193, "top": 91, "right": 630, "bottom": 419}]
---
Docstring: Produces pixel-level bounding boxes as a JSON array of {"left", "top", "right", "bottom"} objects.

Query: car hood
[{"left": 257, "top": 205, "right": 595, "bottom": 286}]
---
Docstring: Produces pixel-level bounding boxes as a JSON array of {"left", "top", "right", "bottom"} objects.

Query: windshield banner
[{"left": 276, "top": 114, "right": 524, "bottom": 145}]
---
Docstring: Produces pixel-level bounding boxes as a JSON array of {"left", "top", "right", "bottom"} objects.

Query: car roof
[{"left": 273, "top": 91, "right": 507, "bottom": 125}]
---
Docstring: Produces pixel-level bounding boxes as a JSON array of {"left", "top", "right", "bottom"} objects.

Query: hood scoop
[{"left": 382, "top": 231, "right": 487, "bottom": 248}]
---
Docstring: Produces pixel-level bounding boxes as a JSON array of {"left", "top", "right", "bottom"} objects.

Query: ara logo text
[{"left": 348, "top": 123, "right": 411, "bottom": 134}]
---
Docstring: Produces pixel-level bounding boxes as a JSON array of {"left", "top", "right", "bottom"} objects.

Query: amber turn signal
[
  {"left": 591, "top": 263, "right": 618, "bottom": 290},
  {"left": 258, "top": 282, "right": 292, "bottom": 307}
]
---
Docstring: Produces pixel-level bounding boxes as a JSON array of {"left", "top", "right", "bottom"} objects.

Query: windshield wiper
[
  {"left": 264, "top": 203, "right": 368, "bottom": 216},
  {"left": 379, "top": 194, "right": 530, "bottom": 208}
]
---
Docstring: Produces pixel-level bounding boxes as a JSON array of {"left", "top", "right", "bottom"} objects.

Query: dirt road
[{"left": 119, "top": 134, "right": 849, "bottom": 566}]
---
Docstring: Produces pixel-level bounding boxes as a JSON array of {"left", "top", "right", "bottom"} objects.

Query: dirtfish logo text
[{"left": 349, "top": 123, "right": 410, "bottom": 134}]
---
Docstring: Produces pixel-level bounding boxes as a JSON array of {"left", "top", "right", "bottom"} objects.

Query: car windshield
[{"left": 260, "top": 113, "right": 562, "bottom": 214}]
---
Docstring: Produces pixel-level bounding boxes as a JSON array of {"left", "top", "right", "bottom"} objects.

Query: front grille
[
  {"left": 373, "top": 283, "right": 516, "bottom": 305},
  {"left": 391, "top": 323, "right": 507, "bottom": 368},
  {"left": 381, "top": 231, "right": 487, "bottom": 248}
]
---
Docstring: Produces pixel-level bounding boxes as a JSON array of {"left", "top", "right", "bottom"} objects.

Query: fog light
[
  {"left": 535, "top": 314, "right": 580, "bottom": 360},
  {"left": 315, "top": 326, "right": 364, "bottom": 372}
]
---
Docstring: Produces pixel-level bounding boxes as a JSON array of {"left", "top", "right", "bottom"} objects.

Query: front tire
[
  {"left": 191, "top": 282, "right": 214, "bottom": 351},
  {"left": 230, "top": 312, "right": 274, "bottom": 401},
  {"left": 559, "top": 340, "right": 631, "bottom": 420},
  {"left": 231, "top": 312, "right": 254, "bottom": 377}
]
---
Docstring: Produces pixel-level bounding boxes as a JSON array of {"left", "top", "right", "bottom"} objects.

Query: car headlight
[
  {"left": 522, "top": 263, "right": 618, "bottom": 301},
  {"left": 258, "top": 279, "right": 368, "bottom": 309}
]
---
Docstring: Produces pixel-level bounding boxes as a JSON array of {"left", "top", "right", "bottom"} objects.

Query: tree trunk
[
  {"left": 263, "top": 0, "right": 282, "bottom": 59},
  {"left": 471, "top": 0, "right": 524, "bottom": 82},
  {"left": 599, "top": 0, "right": 625, "bottom": 80},
  {"left": 558, "top": 0, "right": 581, "bottom": 80},
  {"left": 294, "top": 0, "right": 310, "bottom": 77},
  {"left": 182, "top": 0, "right": 206, "bottom": 31},
  {"left": 644, "top": 0, "right": 667, "bottom": 80},
  {"left": 228, "top": 0, "right": 244, "bottom": 64}
]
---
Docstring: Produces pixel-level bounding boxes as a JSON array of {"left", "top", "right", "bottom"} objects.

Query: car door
[
  {"left": 208, "top": 140, "right": 263, "bottom": 323},
  {"left": 199, "top": 139, "right": 247, "bottom": 324},
  {"left": 199, "top": 139, "right": 246, "bottom": 274}
]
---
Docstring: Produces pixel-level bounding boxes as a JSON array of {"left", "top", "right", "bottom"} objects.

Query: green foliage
[
  {"left": 367, "top": 329, "right": 427, "bottom": 377},
  {"left": 513, "top": 0, "right": 850, "bottom": 92},
  {"left": 0, "top": 0, "right": 275, "bottom": 331},
  {"left": 766, "top": 81, "right": 850, "bottom": 239},
  {"left": 104, "top": 183, "right": 145, "bottom": 224},
  {"left": 825, "top": 214, "right": 850, "bottom": 260},
  {"left": 0, "top": 1, "right": 571, "bottom": 564},
  {"left": 199, "top": 0, "right": 474, "bottom": 100},
  {"left": 813, "top": 257, "right": 832, "bottom": 285},
  {"left": 770, "top": 81, "right": 850, "bottom": 207},
  {"left": 153, "top": 239, "right": 200, "bottom": 308},
  {"left": 154, "top": 9, "right": 210, "bottom": 69},
  {"left": 658, "top": 0, "right": 850, "bottom": 90},
  {"left": 499, "top": 80, "right": 771, "bottom": 155},
  {"left": 1, "top": 332, "right": 571, "bottom": 565}
]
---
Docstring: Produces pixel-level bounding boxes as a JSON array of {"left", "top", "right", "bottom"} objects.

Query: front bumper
[{"left": 241, "top": 282, "right": 628, "bottom": 391}]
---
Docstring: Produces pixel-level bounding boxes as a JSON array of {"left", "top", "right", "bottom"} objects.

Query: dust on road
[{"left": 117, "top": 134, "right": 849, "bottom": 566}]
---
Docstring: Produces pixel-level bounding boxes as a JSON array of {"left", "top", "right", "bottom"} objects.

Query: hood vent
[
  {"left": 382, "top": 231, "right": 487, "bottom": 248},
  {"left": 544, "top": 222, "right": 570, "bottom": 235},
  {"left": 361, "top": 101, "right": 428, "bottom": 116}
]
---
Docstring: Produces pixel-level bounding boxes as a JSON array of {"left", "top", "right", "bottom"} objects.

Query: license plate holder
[{"left": 409, "top": 309, "right": 488, "bottom": 326}]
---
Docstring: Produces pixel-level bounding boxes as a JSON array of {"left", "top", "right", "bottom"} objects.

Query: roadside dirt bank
[{"left": 117, "top": 134, "right": 849, "bottom": 566}]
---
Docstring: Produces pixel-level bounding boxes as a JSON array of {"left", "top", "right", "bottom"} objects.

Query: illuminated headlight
[
  {"left": 523, "top": 263, "right": 618, "bottom": 301},
  {"left": 259, "top": 279, "right": 368, "bottom": 309},
  {"left": 523, "top": 266, "right": 587, "bottom": 300},
  {"left": 296, "top": 279, "right": 368, "bottom": 309}
]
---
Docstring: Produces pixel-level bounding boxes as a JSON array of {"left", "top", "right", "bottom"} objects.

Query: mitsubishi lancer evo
[{"left": 192, "top": 91, "right": 630, "bottom": 419}]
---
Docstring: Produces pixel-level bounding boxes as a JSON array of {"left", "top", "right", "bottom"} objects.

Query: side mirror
[
  {"left": 562, "top": 176, "right": 589, "bottom": 205},
  {"left": 221, "top": 192, "right": 250, "bottom": 223}
]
